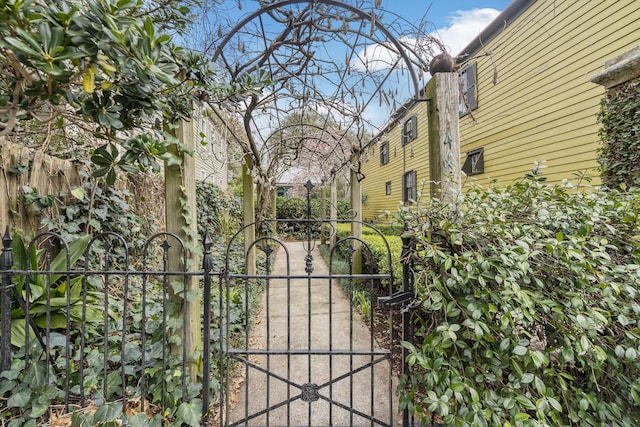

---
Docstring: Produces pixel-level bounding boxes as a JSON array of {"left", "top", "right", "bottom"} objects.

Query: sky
[{"left": 377, "top": 0, "right": 512, "bottom": 56}]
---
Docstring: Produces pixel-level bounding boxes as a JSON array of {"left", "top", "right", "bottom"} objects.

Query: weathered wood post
[
  {"left": 349, "top": 162, "right": 362, "bottom": 274},
  {"left": 165, "top": 117, "right": 201, "bottom": 382},
  {"left": 242, "top": 159, "right": 256, "bottom": 277},
  {"left": 320, "top": 183, "right": 328, "bottom": 246},
  {"left": 330, "top": 173, "right": 337, "bottom": 248},
  {"left": 271, "top": 184, "right": 277, "bottom": 237},
  {"left": 427, "top": 72, "right": 461, "bottom": 206},
  {"left": 591, "top": 46, "right": 640, "bottom": 89}
]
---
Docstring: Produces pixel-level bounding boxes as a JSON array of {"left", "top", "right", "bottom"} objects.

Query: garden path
[{"left": 226, "top": 240, "right": 398, "bottom": 426}]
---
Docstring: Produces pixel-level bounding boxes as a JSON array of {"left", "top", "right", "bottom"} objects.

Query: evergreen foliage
[{"left": 398, "top": 176, "right": 640, "bottom": 426}]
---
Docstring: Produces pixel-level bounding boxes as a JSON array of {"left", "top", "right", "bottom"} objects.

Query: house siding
[
  {"left": 360, "top": 101, "right": 429, "bottom": 221},
  {"left": 460, "top": 0, "right": 640, "bottom": 185},
  {"left": 193, "top": 104, "right": 229, "bottom": 191},
  {"left": 360, "top": 0, "right": 640, "bottom": 222}
]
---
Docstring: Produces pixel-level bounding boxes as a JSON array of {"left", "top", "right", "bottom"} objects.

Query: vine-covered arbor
[
  {"left": 195, "top": 2, "right": 460, "bottom": 425},
  {"left": 196, "top": 0, "right": 449, "bottom": 272}
]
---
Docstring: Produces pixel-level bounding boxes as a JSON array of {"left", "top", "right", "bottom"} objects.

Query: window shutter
[
  {"left": 467, "top": 62, "right": 478, "bottom": 111},
  {"left": 380, "top": 141, "right": 389, "bottom": 165},
  {"left": 402, "top": 173, "right": 408, "bottom": 201},
  {"left": 462, "top": 148, "right": 484, "bottom": 175},
  {"left": 402, "top": 115, "right": 417, "bottom": 145},
  {"left": 410, "top": 115, "right": 417, "bottom": 141},
  {"left": 402, "top": 170, "right": 417, "bottom": 202}
]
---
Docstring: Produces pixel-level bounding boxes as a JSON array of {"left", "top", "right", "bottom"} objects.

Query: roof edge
[{"left": 456, "top": 0, "right": 537, "bottom": 64}]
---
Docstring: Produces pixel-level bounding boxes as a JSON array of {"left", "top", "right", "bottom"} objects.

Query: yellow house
[{"left": 359, "top": 0, "right": 640, "bottom": 222}]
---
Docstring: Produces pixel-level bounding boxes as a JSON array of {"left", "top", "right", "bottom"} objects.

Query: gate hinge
[{"left": 378, "top": 291, "right": 418, "bottom": 312}]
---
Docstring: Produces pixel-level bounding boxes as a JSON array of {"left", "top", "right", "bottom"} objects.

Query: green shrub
[
  {"left": 397, "top": 176, "right": 640, "bottom": 426},
  {"left": 333, "top": 222, "right": 403, "bottom": 289},
  {"left": 196, "top": 181, "right": 240, "bottom": 237}
]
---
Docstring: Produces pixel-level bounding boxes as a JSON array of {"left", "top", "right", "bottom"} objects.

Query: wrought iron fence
[
  {"left": 0, "top": 225, "right": 227, "bottom": 425},
  {"left": 0, "top": 221, "right": 420, "bottom": 426}
]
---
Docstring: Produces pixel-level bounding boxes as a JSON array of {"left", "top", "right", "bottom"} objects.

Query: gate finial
[
  {"left": 1, "top": 226, "right": 12, "bottom": 270},
  {"left": 304, "top": 180, "right": 314, "bottom": 194}
]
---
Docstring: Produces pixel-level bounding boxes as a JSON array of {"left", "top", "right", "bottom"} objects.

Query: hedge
[
  {"left": 334, "top": 222, "right": 403, "bottom": 289},
  {"left": 397, "top": 176, "right": 640, "bottom": 426}
]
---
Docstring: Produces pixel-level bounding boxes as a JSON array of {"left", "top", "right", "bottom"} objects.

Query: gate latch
[{"left": 378, "top": 291, "right": 418, "bottom": 312}]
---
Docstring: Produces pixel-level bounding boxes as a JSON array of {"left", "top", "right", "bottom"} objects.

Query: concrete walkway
[{"left": 227, "top": 240, "right": 398, "bottom": 426}]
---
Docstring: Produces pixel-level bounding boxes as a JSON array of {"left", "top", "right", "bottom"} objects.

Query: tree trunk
[
  {"left": 242, "top": 160, "right": 256, "bottom": 277},
  {"left": 350, "top": 165, "right": 362, "bottom": 274}
]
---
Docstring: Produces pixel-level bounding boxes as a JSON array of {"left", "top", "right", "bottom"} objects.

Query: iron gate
[
  {"left": 0, "top": 181, "right": 418, "bottom": 426},
  {"left": 216, "top": 181, "right": 401, "bottom": 426}
]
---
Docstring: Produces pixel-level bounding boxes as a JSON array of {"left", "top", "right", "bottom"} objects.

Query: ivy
[
  {"left": 598, "top": 78, "right": 640, "bottom": 188},
  {"left": 196, "top": 181, "right": 241, "bottom": 238},
  {"left": 397, "top": 174, "right": 640, "bottom": 426}
]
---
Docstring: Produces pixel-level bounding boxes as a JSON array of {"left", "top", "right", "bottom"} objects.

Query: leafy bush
[
  {"left": 397, "top": 176, "right": 640, "bottom": 426},
  {"left": 196, "top": 181, "right": 240, "bottom": 237},
  {"left": 334, "top": 222, "right": 403, "bottom": 289}
]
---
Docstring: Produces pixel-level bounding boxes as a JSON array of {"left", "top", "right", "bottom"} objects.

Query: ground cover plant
[{"left": 397, "top": 174, "right": 640, "bottom": 426}]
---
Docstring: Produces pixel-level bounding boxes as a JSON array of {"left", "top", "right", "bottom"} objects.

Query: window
[
  {"left": 402, "top": 115, "right": 417, "bottom": 145},
  {"left": 462, "top": 147, "right": 484, "bottom": 175},
  {"left": 380, "top": 141, "right": 389, "bottom": 165},
  {"left": 402, "top": 170, "right": 416, "bottom": 202},
  {"left": 385, "top": 181, "right": 391, "bottom": 195},
  {"left": 459, "top": 62, "right": 477, "bottom": 116}
]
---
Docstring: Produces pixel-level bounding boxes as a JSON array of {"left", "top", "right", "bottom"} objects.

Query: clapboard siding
[
  {"left": 361, "top": 0, "right": 639, "bottom": 220},
  {"left": 361, "top": 101, "right": 430, "bottom": 221},
  {"left": 193, "top": 104, "right": 229, "bottom": 190},
  {"left": 460, "top": 0, "right": 640, "bottom": 185}
]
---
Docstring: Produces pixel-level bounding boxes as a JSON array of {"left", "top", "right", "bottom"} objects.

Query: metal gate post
[
  {"left": 202, "top": 231, "right": 213, "bottom": 426},
  {"left": 401, "top": 228, "right": 414, "bottom": 427},
  {"left": 0, "top": 226, "right": 13, "bottom": 372}
]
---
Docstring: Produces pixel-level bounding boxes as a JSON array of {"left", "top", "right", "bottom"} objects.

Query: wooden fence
[
  {"left": 0, "top": 138, "right": 166, "bottom": 236},
  {"left": 0, "top": 139, "right": 84, "bottom": 235}
]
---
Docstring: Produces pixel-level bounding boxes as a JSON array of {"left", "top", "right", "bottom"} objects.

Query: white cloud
[
  {"left": 353, "top": 41, "right": 404, "bottom": 73},
  {"left": 436, "top": 8, "right": 501, "bottom": 56},
  {"left": 353, "top": 8, "right": 501, "bottom": 72}
]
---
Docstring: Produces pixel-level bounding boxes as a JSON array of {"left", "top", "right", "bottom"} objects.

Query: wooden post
[
  {"left": 242, "top": 159, "right": 256, "bottom": 277},
  {"left": 320, "top": 185, "right": 327, "bottom": 246},
  {"left": 350, "top": 164, "right": 362, "bottom": 274},
  {"left": 427, "top": 73, "right": 461, "bottom": 206},
  {"left": 271, "top": 185, "right": 277, "bottom": 237},
  {"left": 330, "top": 175, "right": 337, "bottom": 248},
  {"left": 164, "top": 118, "right": 200, "bottom": 382}
]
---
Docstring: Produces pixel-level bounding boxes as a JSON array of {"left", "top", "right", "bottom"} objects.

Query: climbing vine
[{"left": 597, "top": 78, "right": 640, "bottom": 188}]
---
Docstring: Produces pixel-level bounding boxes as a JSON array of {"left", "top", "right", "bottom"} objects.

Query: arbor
[
  {"left": 255, "top": 108, "right": 357, "bottom": 216},
  {"left": 192, "top": 0, "right": 442, "bottom": 228}
]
